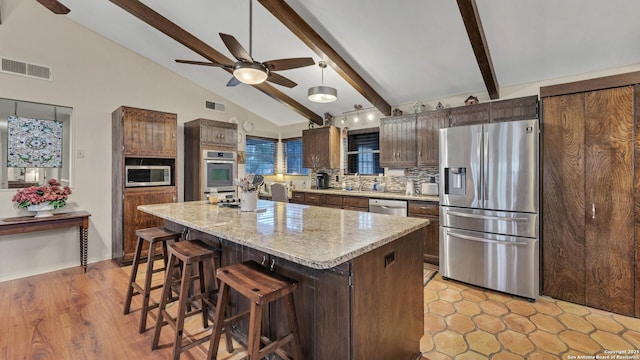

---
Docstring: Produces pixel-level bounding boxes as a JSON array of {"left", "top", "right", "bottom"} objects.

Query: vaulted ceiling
[{"left": 40, "top": 0, "right": 640, "bottom": 126}]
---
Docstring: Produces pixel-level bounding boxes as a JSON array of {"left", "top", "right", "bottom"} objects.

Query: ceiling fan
[{"left": 174, "top": 0, "right": 314, "bottom": 88}]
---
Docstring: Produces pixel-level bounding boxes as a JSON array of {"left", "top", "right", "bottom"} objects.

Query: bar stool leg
[
  {"left": 139, "top": 239, "right": 158, "bottom": 333},
  {"left": 207, "top": 282, "right": 229, "bottom": 360},
  {"left": 198, "top": 260, "right": 209, "bottom": 328},
  {"left": 123, "top": 235, "right": 144, "bottom": 315},
  {"left": 172, "top": 260, "right": 192, "bottom": 360},
  {"left": 152, "top": 253, "right": 177, "bottom": 350},
  {"left": 247, "top": 302, "right": 263, "bottom": 360},
  {"left": 285, "top": 293, "right": 304, "bottom": 359}
]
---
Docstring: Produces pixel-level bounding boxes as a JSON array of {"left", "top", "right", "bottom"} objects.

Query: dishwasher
[{"left": 368, "top": 199, "right": 407, "bottom": 216}]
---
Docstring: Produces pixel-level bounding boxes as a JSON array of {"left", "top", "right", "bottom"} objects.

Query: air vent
[
  {"left": 1, "top": 56, "right": 53, "bottom": 81},
  {"left": 205, "top": 100, "right": 226, "bottom": 112}
]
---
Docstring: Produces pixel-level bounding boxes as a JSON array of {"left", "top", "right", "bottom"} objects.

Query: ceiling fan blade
[
  {"left": 175, "top": 59, "right": 233, "bottom": 68},
  {"left": 219, "top": 33, "right": 253, "bottom": 62},
  {"left": 226, "top": 77, "right": 241, "bottom": 87},
  {"left": 36, "top": 0, "right": 70, "bottom": 14},
  {"left": 263, "top": 57, "right": 315, "bottom": 71},
  {"left": 267, "top": 72, "right": 297, "bottom": 88}
]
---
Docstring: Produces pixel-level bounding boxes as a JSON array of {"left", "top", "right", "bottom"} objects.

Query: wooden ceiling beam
[
  {"left": 108, "top": 0, "right": 323, "bottom": 125},
  {"left": 456, "top": 0, "right": 499, "bottom": 99},
  {"left": 36, "top": 0, "right": 70, "bottom": 14},
  {"left": 258, "top": 0, "right": 392, "bottom": 116}
]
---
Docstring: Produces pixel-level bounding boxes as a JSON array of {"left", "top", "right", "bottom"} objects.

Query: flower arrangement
[{"left": 12, "top": 178, "right": 72, "bottom": 209}]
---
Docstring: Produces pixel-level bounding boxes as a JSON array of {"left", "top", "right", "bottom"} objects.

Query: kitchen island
[{"left": 138, "top": 200, "right": 428, "bottom": 360}]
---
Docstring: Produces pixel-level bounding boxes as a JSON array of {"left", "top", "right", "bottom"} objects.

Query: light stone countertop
[
  {"left": 138, "top": 200, "right": 429, "bottom": 270},
  {"left": 290, "top": 188, "right": 440, "bottom": 202}
]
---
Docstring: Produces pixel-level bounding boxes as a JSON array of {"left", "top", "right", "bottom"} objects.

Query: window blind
[
  {"left": 283, "top": 138, "right": 309, "bottom": 175},
  {"left": 346, "top": 130, "right": 382, "bottom": 175},
  {"left": 245, "top": 136, "right": 276, "bottom": 175}
]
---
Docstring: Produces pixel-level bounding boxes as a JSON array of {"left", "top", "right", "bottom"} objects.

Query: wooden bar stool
[
  {"left": 152, "top": 239, "right": 230, "bottom": 360},
  {"left": 123, "top": 226, "right": 181, "bottom": 333},
  {"left": 207, "top": 260, "right": 303, "bottom": 360}
]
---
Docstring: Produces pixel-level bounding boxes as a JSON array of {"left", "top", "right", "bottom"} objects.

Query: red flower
[{"left": 12, "top": 179, "right": 72, "bottom": 209}]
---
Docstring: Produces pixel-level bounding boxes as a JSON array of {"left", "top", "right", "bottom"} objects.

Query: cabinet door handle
[
  {"left": 270, "top": 258, "right": 276, "bottom": 271},
  {"left": 261, "top": 255, "right": 267, "bottom": 266},
  {"left": 592, "top": 204, "right": 595, "bottom": 219}
]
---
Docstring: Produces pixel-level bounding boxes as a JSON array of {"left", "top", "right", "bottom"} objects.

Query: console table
[{"left": 0, "top": 211, "right": 91, "bottom": 272}]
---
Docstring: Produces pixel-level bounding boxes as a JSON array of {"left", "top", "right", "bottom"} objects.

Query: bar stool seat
[
  {"left": 152, "top": 240, "right": 231, "bottom": 360},
  {"left": 207, "top": 260, "right": 303, "bottom": 360},
  {"left": 123, "top": 226, "right": 181, "bottom": 333}
]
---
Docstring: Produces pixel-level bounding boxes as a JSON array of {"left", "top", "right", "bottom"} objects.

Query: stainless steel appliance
[
  {"left": 439, "top": 119, "right": 539, "bottom": 300},
  {"left": 368, "top": 199, "right": 407, "bottom": 217},
  {"left": 202, "top": 150, "right": 237, "bottom": 197},
  {"left": 125, "top": 165, "right": 171, "bottom": 187},
  {"left": 316, "top": 172, "right": 329, "bottom": 189}
]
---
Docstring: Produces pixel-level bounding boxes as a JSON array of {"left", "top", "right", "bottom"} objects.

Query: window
[
  {"left": 283, "top": 138, "right": 309, "bottom": 175},
  {"left": 245, "top": 136, "right": 276, "bottom": 175},
  {"left": 346, "top": 128, "right": 383, "bottom": 175}
]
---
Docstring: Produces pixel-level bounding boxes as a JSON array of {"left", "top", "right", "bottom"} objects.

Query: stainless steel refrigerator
[{"left": 439, "top": 119, "right": 539, "bottom": 300}]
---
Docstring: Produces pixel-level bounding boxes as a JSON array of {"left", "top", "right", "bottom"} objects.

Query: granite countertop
[
  {"left": 291, "top": 188, "right": 439, "bottom": 202},
  {"left": 138, "top": 200, "right": 429, "bottom": 270}
]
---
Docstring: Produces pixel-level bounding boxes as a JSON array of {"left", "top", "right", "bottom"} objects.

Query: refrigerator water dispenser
[{"left": 445, "top": 167, "right": 466, "bottom": 195}]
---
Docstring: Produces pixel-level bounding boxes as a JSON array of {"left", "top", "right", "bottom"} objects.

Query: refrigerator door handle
[
  {"left": 446, "top": 210, "right": 528, "bottom": 221},
  {"left": 477, "top": 130, "right": 483, "bottom": 203},
  {"left": 446, "top": 230, "right": 529, "bottom": 246}
]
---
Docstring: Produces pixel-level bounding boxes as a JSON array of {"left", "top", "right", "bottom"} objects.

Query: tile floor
[{"left": 421, "top": 265, "right": 640, "bottom": 359}]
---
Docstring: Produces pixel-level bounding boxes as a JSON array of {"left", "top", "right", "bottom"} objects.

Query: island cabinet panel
[
  {"left": 409, "top": 201, "right": 439, "bottom": 265},
  {"left": 302, "top": 126, "right": 340, "bottom": 169},
  {"left": 449, "top": 102, "right": 490, "bottom": 127},
  {"left": 379, "top": 114, "right": 417, "bottom": 168},
  {"left": 351, "top": 227, "right": 424, "bottom": 359},
  {"left": 542, "top": 86, "right": 635, "bottom": 316},
  {"left": 417, "top": 109, "right": 449, "bottom": 167},
  {"left": 489, "top": 95, "right": 538, "bottom": 123}
]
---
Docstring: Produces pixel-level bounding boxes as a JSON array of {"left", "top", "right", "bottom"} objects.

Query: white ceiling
[{"left": 60, "top": 0, "right": 640, "bottom": 126}]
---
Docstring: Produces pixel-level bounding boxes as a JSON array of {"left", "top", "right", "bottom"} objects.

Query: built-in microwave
[{"left": 125, "top": 165, "right": 171, "bottom": 187}]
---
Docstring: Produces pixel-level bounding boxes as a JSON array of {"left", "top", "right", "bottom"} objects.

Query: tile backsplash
[{"left": 313, "top": 167, "right": 439, "bottom": 195}]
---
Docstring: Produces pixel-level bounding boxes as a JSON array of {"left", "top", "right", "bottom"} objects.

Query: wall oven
[{"left": 202, "top": 150, "right": 236, "bottom": 196}]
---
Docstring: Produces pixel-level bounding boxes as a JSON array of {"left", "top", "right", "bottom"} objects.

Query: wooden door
[
  {"left": 584, "top": 86, "right": 634, "bottom": 316},
  {"left": 121, "top": 187, "right": 176, "bottom": 264},
  {"left": 489, "top": 95, "right": 538, "bottom": 123},
  {"left": 397, "top": 117, "right": 417, "bottom": 167},
  {"left": 302, "top": 129, "right": 318, "bottom": 168},
  {"left": 379, "top": 118, "right": 396, "bottom": 167},
  {"left": 449, "top": 103, "right": 489, "bottom": 127},
  {"left": 122, "top": 107, "right": 177, "bottom": 157},
  {"left": 408, "top": 201, "right": 440, "bottom": 265},
  {"left": 542, "top": 93, "right": 586, "bottom": 304},
  {"left": 417, "top": 110, "right": 449, "bottom": 166}
]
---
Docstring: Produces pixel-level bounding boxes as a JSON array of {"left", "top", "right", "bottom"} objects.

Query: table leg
[{"left": 79, "top": 226, "right": 88, "bottom": 272}]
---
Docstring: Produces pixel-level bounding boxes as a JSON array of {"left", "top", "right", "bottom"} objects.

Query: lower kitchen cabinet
[
  {"left": 342, "top": 196, "right": 369, "bottom": 211},
  {"left": 408, "top": 201, "right": 439, "bottom": 265}
]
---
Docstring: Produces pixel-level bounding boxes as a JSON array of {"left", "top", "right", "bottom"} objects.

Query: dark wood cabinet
[
  {"left": 489, "top": 95, "right": 538, "bottom": 123},
  {"left": 112, "top": 106, "right": 178, "bottom": 266},
  {"left": 379, "top": 114, "right": 417, "bottom": 167},
  {"left": 542, "top": 86, "right": 635, "bottom": 316},
  {"left": 342, "top": 196, "right": 369, "bottom": 211},
  {"left": 408, "top": 201, "right": 439, "bottom": 265},
  {"left": 291, "top": 191, "right": 369, "bottom": 211},
  {"left": 184, "top": 118, "right": 238, "bottom": 201},
  {"left": 417, "top": 109, "right": 449, "bottom": 166},
  {"left": 302, "top": 126, "right": 340, "bottom": 169},
  {"left": 449, "top": 103, "right": 490, "bottom": 127},
  {"left": 322, "top": 194, "right": 343, "bottom": 208}
]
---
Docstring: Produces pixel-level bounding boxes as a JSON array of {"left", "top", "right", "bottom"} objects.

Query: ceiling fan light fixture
[
  {"left": 308, "top": 61, "right": 337, "bottom": 103},
  {"left": 233, "top": 62, "right": 268, "bottom": 84}
]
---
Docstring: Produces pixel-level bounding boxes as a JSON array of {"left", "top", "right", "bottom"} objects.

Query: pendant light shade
[
  {"left": 308, "top": 61, "right": 337, "bottom": 103},
  {"left": 233, "top": 62, "right": 269, "bottom": 85}
]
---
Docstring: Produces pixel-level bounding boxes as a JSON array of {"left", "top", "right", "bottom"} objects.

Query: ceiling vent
[
  {"left": 205, "top": 100, "right": 226, "bottom": 112},
  {"left": 1, "top": 56, "right": 53, "bottom": 81}
]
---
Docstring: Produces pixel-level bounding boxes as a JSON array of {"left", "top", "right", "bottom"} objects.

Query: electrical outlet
[
  {"left": 384, "top": 251, "right": 395, "bottom": 268},
  {"left": 76, "top": 149, "right": 85, "bottom": 159}
]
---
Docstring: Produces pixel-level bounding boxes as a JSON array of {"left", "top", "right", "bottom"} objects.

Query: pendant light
[{"left": 308, "top": 61, "right": 337, "bottom": 103}]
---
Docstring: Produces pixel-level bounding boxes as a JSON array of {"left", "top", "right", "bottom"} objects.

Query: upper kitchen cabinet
[
  {"left": 380, "top": 114, "right": 417, "bottom": 168},
  {"left": 114, "top": 106, "right": 177, "bottom": 157},
  {"left": 449, "top": 103, "right": 489, "bottom": 127},
  {"left": 490, "top": 95, "right": 538, "bottom": 122},
  {"left": 187, "top": 118, "right": 238, "bottom": 149},
  {"left": 542, "top": 84, "right": 636, "bottom": 317},
  {"left": 417, "top": 109, "right": 450, "bottom": 166},
  {"left": 302, "top": 126, "right": 340, "bottom": 169}
]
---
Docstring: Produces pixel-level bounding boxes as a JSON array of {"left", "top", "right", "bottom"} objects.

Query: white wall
[{"left": 0, "top": 0, "right": 281, "bottom": 281}]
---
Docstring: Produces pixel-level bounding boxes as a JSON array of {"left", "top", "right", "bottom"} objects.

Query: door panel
[
  {"left": 484, "top": 119, "right": 539, "bottom": 213},
  {"left": 439, "top": 124, "right": 482, "bottom": 208},
  {"left": 584, "top": 86, "right": 634, "bottom": 316},
  {"left": 542, "top": 94, "right": 586, "bottom": 304}
]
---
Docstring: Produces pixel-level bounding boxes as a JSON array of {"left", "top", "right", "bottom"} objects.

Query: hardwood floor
[{"left": 0, "top": 260, "right": 244, "bottom": 360}]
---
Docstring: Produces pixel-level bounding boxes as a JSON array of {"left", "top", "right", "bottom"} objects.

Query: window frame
[{"left": 344, "top": 127, "right": 383, "bottom": 175}]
